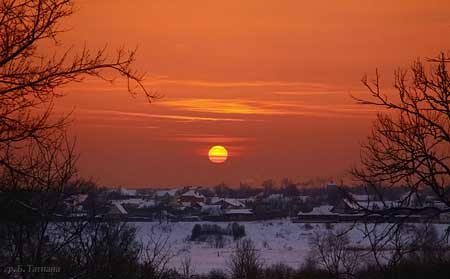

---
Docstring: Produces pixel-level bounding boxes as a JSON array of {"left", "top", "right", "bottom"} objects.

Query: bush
[
  {"left": 263, "top": 263, "right": 295, "bottom": 279},
  {"left": 206, "top": 269, "right": 228, "bottom": 279},
  {"left": 228, "top": 239, "right": 262, "bottom": 279},
  {"left": 190, "top": 223, "right": 246, "bottom": 242},
  {"left": 230, "top": 223, "right": 246, "bottom": 240},
  {"left": 191, "top": 224, "right": 203, "bottom": 241}
]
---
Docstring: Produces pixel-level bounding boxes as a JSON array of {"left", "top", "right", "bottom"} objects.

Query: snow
[
  {"left": 182, "top": 190, "right": 205, "bottom": 199},
  {"left": 112, "top": 198, "right": 156, "bottom": 208},
  {"left": 211, "top": 198, "right": 245, "bottom": 208},
  {"left": 134, "top": 220, "right": 449, "bottom": 274},
  {"left": 136, "top": 220, "right": 313, "bottom": 274},
  {"left": 224, "top": 208, "right": 253, "bottom": 215},
  {"left": 350, "top": 193, "right": 374, "bottom": 201},
  {"left": 119, "top": 188, "right": 138, "bottom": 196},
  {"left": 155, "top": 189, "right": 178, "bottom": 197}
]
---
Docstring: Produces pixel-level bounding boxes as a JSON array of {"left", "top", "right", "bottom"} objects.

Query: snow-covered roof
[
  {"left": 350, "top": 194, "right": 374, "bottom": 202},
  {"left": 201, "top": 204, "right": 222, "bottom": 210},
  {"left": 112, "top": 198, "right": 156, "bottom": 208},
  {"left": 155, "top": 189, "right": 178, "bottom": 197},
  {"left": 111, "top": 202, "right": 127, "bottom": 214},
  {"left": 343, "top": 198, "right": 397, "bottom": 211},
  {"left": 181, "top": 190, "right": 205, "bottom": 199},
  {"left": 225, "top": 208, "right": 253, "bottom": 215},
  {"left": 65, "top": 194, "right": 88, "bottom": 206},
  {"left": 298, "top": 206, "right": 335, "bottom": 216},
  {"left": 118, "top": 188, "right": 138, "bottom": 196},
  {"left": 211, "top": 198, "right": 245, "bottom": 208}
]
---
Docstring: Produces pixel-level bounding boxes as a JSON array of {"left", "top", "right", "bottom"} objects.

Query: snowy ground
[{"left": 133, "top": 220, "right": 380, "bottom": 274}]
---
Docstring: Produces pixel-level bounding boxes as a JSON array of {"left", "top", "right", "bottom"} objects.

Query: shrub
[
  {"left": 190, "top": 223, "right": 246, "bottom": 242},
  {"left": 228, "top": 239, "right": 262, "bottom": 279},
  {"left": 206, "top": 269, "right": 228, "bottom": 279},
  {"left": 191, "top": 224, "right": 203, "bottom": 241},
  {"left": 230, "top": 223, "right": 246, "bottom": 240}
]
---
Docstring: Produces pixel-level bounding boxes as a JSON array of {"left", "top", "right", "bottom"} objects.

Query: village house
[
  {"left": 211, "top": 198, "right": 245, "bottom": 209},
  {"left": 295, "top": 205, "right": 338, "bottom": 222},
  {"left": 223, "top": 208, "right": 255, "bottom": 221},
  {"left": 179, "top": 189, "right": 206, "bottom": 206},
  {"left": 109, "top": 201, "right": 128, "bottom": 215}
]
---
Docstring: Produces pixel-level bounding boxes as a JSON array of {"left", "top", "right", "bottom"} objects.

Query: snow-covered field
[{"left": 133, "top": 220, "right": 369, "bottom": 274}]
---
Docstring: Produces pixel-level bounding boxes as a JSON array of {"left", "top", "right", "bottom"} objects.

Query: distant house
[
  {"left": 211, "top": 198, "right": 245, "bottom": 209},
  {"left": 117, "top": 188, "right": 138, "bottom": 197},
  {"left": 333, "top": 194, "right": 396, "bottom": 215},
  {"left": 65, "top": 194, "right": 88, "bottom": 212},
  {"left": 224, "top": 208, "right": 255, "bottom": 221},
  {"left": 296, "top": 205, "right": 338, "bottom": 222},
  {"left": 179, "top": 190, "right": 205, "bottom": 205},
  {"left": 109, "top": 201, "right": 128, "bottom": 215},
  {"left": 155, "top": 189, "right": 178, "bottom": 199},
  {"left": 200, "top": 204, "right": 223, "bottom": 216},
  {"left": 112, "top": 198, "right": 156, "bottom": 209}
]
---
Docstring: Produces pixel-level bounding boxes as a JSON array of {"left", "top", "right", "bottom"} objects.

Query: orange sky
[{"left": 53, "top": 0, "right": 450, "bottom": 187}]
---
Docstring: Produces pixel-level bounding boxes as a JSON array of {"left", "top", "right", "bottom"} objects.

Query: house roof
[
  {"left": 211, "top": 198, "right": 245, "bottom": 208},
  {"left": 181, "top": 190, "right": 205, "bottom": 199},
  {"left": 111, "top": 202, "right": 128, "bottom": 214},
  {"left": 343, "top": 198, "right": 397, "bottom": 211},
  {"left": 225, "top": 208, "right": 253, "bottom": 215},
  {"left": 298, "top": 205, "right": 335, "bottom": 216},
  {"left": 350, "top": 193, "right": 375, "bottom": 202},
  {"left": 155, "top": 189, "right": 178, "bottom": 197},
  {"left": 118, "top": 188, "right": 138, "bottom": 196},
  {"left": 112, "top": 198, "right": 156, "bottom": 208}
]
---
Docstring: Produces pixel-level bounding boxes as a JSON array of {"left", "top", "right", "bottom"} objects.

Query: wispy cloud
[
  {"left": 145, "top": 78, "right": 337, "bottom": 89},
  {"left": 156, "top": 98, "right": 379, "bottom": 118},
  {"left": 157, "top": 99, "right": 287, "bottom": 115},
  {"left": 173, "top": 133, "right": 254, "bottom": 144},
  {"left": 79, "top": 109, "right": 245, "bottom": 122},
  {"left": 82, "top": 123, "right": 159, "bottom": 129}
]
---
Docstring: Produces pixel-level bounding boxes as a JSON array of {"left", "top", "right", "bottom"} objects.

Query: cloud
[
  {"left": 83, "top": 123, "right": 159, "bottom": 129},
  {"left": 145, "top": 78, "right": 338, "bottom": 89},
  {"left": 156, "top": 98, "right": 379, "bottom": 118},
  {"left": 79, "top": 109, "right": 245, "bottom": 122},
  {"left": 173, "top": 133, "right": 254, "bottom": 144}
]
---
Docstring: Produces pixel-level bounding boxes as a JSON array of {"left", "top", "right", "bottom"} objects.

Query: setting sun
[{"left": 208, "top": 145, "right": 228, "bottom": 164}]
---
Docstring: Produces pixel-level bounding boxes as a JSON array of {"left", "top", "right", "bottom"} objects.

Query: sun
[{"left": 208, "top": 145, "right": 228, "bottom": 164}]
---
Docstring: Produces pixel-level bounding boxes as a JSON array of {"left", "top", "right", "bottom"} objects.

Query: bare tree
[
  {"left": 54, "top": 220, "right": 141, "bottom": 279},
  {"left": 348, "top": 52, "right": 450, "bottom": 274},
  {"left": 0, "top": 0, "right": 154, "bottom": 277},
  {"left": 307, "top": 231, "right": 363, "bottom": 279},
  {"left": 0, "top": 0, "right": 155, "bottom": 187},
  {"left": 140, "top": 225, "right": 175, "bottom": 279},
  {"left": 228, "top": 239, "right": 262, "bottom": 279},
  {"left": 179, "top": 256, "right": 194, "bottom": 279},
  {"left": 351, "top": 54, "right": 450, "bottom": 217}
]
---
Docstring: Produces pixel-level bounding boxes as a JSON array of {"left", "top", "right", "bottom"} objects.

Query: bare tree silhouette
[
  {"left": 0, "top": 0, "right": 155, "bottom": 187},
  {"left": 0, "top": 1, "right": 154, "bottom": 277},
  {"left": 349, "top": 53, "right": 450, "bottom": 273},
  {"left": 352, "top": 54, "right": 450, "bottom": 215}
]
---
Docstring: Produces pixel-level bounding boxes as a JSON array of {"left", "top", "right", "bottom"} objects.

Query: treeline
[{"left": 190, "top": 223, "right": 246, "bottom": 241}]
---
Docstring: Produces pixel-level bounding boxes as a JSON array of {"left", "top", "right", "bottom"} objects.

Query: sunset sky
[{"left": 54, "top": 0, "right": 450, "bottom": 187}]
